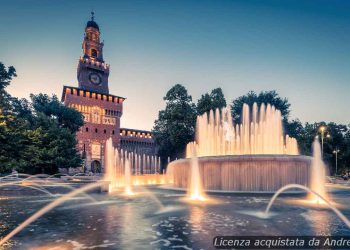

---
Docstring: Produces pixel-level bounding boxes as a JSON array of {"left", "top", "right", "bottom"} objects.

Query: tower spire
[
  {"left": 91, "top": 11, "right": 95, "bottom": 21},
  {"left": 78, "top": 14, "right": 109, "bottom": 94}
]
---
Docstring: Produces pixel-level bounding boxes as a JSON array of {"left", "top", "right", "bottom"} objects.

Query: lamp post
[
  {"left": 319, "top": 125, "right": 330, "bottom": 158},
  {"left": 333, "top": 148, "right": 340, "bottom": 176}
]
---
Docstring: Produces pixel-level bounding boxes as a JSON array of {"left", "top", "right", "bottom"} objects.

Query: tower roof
[{"left": 86, "top": 11, "right": 99, "bottom": 31}]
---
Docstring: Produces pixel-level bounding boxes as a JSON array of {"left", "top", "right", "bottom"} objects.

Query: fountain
[
  {"left": 309, "top": 138, "right": 328, "bottom": 203},
  {"left": 186, "top": 103, "right": 298, "bottom": 156},
  {"left": 124, "top": 158, "right": 133, "bottom": 195},
  {"left": 104, "top": 138, "right": 118, "bottom": 191},
  {"left": 188, "top": 154, "right": 206, "bottom": 201},
  {"left": 167, "top": 103, "right": 312, "bottom": 192},
  {"left": 103, "top": 138, "right": 166, "bottom": 193},
  {"left": 263, "top": 184, "right": 350, "bottom": 229}
]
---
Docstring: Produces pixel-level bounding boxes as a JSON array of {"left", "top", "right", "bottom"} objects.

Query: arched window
[{"left": 91, "top": 49, "right": 97, "bottom": 58}]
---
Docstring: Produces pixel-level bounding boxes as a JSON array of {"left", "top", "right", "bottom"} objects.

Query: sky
[{"left": 1, "top": 0, "right": 349, "bottom": 130}]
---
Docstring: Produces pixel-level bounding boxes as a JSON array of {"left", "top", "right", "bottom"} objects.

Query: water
[
  {"left": 0, "top": 186, "right": 349, "bottom": 249},
  {"left": 104, "top": 138, "right": 162, "bottom": 192},
  {"left": 309, "top": 138, "right": 328, "bottom": 202},
  {"left": 124, "top": 159, "right": 133, "bottom": 195},
  {"left": 188, "top": 156, "right": 206, "bottom": 201},
  {"left": 0, "top": 181, "right": 105, "bottom": 246},
  {"left": 264, "top": 184, "right": 350, "bottom": 229},
  {"left": 186, "top": 103, "right": 298, "bottom": 157}
]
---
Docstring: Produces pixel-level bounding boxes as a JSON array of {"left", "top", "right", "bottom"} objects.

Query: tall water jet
[
  {"left": 309, "top": 138, "right": 328, "bottom": 203},
  {"left": 186, "top": 103, "right": 298, "bottom": 157},
  {"left": 104, "top": 138, "right": 118, "bottom": 191},
  {"left": 188, "top": 152, "right": 206, "bottom": 201},
  {"left": 124, "top": 158, "right": 133, "bottom": 195}
]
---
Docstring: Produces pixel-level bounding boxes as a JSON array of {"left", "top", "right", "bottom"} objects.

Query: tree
[
  {"left": 0, "top": 110, "right": 29, "bottom": 173},
  {"left": 197, "top": 87, "right": 226, "bottom": 115},
  {"left": 295, "top": 122, "right": 350, "bottom": 175},
  {"left": 152, "top": 84, "right": 197, "bottom": 162},
  {"left": 323, "top": 122, "right": 349, "bottom": 175},
  {"left": 31, "top": 93, "right": 83, "bottom": 133},
  {"left": 0, "top": 62, "right": 17, "bottom": 112},
  {"left": 0, "top": 61, "right": 84, "bottom": 174},
  {"left": 197, "top": 93, "right": 211, "bottom": 116},
  {"left": 231, "top": 90, "right": 290, "bottom": 124},
  {"left": 0, "top": 62, "right": 16, "bottom": 91},
  {"left": 0, "top": 62, "right": 20, "bottom": 173},
  {"left": 22, "top": 94, "right": 84, "bottom": 174}
]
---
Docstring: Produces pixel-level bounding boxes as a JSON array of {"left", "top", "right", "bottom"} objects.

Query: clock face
[{"left": 89, "top": 72, "right": 102, "bottom": 85}]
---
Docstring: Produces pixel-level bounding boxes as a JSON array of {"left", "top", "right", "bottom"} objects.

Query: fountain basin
[{"left": 167, "top": 155, "right": 312, "bottom": 192}]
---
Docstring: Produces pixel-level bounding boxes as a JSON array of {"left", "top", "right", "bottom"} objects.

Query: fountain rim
[
  {"left": 157, "top": 185, "right": 307, "bottom": 194},
  {"left": 172, "top": 154, "right": 312, "bottom": 163},
  {"left": 166, "top": 154, "right": 312, "bottom": 194}
]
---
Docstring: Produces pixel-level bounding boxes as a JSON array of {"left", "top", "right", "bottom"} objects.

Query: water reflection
[{"left": 303, "top": 210, "right": 331, "bottom": 236}]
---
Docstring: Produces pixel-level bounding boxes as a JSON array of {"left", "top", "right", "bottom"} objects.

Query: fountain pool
[{"left": 0, "top": 184, "right": 349, "bottom": 249}]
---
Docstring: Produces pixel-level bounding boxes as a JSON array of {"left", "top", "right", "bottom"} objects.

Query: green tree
[
  {"left": 23, "top": 94, "right": 84, "bottom": 174},
  {"left": 31, "top": 93, "right": 83, "bottom": 133},
  {"left": 0, "top": 111, "right": 29, "bottom": 173},
  {"left": 231, "top": 90, "right": 290, "bottom": 124},
  {"left": 323, "top": 122, "right": 349, "bottom": 175},
  {"left": 0, "top": 62, "right": 84, "bottom": 174},
  {"left": 0, "top": 62, "right": 20, "bottom": 173},
  {"left": 0, "top": 63, "right": 17, "bottom": 115},
  {"left": 197, "top": 87, "right": 226, "bottom": 115},
  {"left": 0, "top": 63, "right": 16, "bottom": 91},
  {"left": 296, "top": 122, "right": 350, "bottom": 175},
  {"left": 152, "top": 84, "right": 197, "bottom": 162}
]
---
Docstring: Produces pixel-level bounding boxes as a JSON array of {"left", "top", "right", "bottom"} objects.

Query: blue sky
[{"left": 1, "top": 0, "right": 349, "bottom": 130}]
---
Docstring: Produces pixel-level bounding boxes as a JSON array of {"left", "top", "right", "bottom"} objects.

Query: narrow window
[
  {"left": 86, "top": 127, "right": 89, "bottom": 132},
  {"left": 95, "top": 128, "right": 98, "bottom": 133},
  {"left": 91, "top": 49, "right": 97, "bottom": 58}
]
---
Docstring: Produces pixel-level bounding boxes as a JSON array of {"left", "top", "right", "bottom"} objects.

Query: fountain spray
[
  {"left": 309, "top": 138, "right": 328, "bottom": 203},
  {"left": 188, "top": 149, "right": 206, "bottom": 201}
]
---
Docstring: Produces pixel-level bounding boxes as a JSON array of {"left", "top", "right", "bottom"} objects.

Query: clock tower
[
  {"left": 77, "top": 12, "right": 110, "bottom": 94},
  {"left": 61, "top": 13, "right": 158, "bottom": 175}
]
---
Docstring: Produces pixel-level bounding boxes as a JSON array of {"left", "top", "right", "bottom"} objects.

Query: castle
[{"left": 61, "top": 13, "right": 157, "bottom": 173}]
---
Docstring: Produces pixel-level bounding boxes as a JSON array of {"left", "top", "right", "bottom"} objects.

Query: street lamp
[
  {"left": 319, "top": 125, "right": 330, "bottom": 158},
  {"left": 333, "top": 148, "right": 340, "bottom": 176}
]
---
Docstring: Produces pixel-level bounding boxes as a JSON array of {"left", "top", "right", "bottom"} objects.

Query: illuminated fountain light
[
  {"left": 188, "top": 155, "right": 206, "bottom": 201},
  {"left": 308, "top": 138, "right": 328, "bottom": 204},
  {"left": 186, "top": 103, "right": 298, "bottom": 157},
  {"left": 104, "top": 138, "right": 166, "bottom": 192},
  {"left": 104, "top": 138, "right": 118, "bottom": 192},
  {"left": 124, "top": 158, "right": 134, "bottom": 196}
]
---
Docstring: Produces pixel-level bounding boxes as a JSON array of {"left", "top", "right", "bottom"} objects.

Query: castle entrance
[{"left": 91, "top": 160, "right": 101, "bottom": 173}]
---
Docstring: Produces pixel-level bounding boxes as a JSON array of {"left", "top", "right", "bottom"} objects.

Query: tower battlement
[{"left": 78, "top": 57, "right": 110, "bottom": 71}]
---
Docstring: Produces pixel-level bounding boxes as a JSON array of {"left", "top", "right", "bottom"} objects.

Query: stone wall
[
  {"left": 120, "top": 128, "right": 157, "bottom": 155},
  {"left": 62, "top": 86, "right": 124, "bottom": 173}
]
